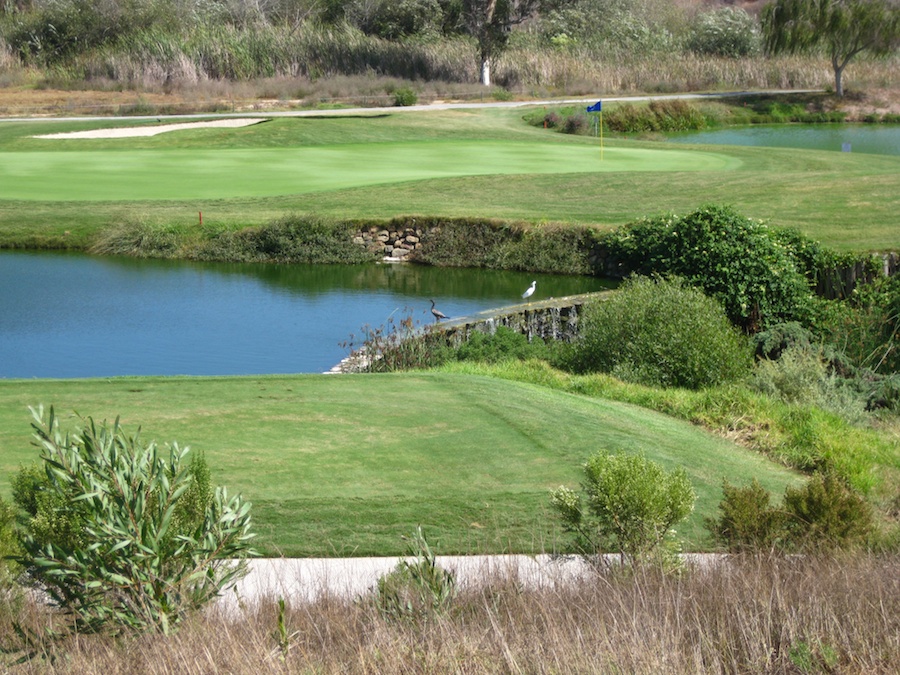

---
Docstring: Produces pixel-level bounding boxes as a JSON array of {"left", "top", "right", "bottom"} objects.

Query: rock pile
[{"left": 355, "top": 225, "right": 423, "bottom": 260}]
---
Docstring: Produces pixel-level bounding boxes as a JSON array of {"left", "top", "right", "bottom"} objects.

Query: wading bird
[
  {"left": 430, "top": 299, "right": 449, "bottom": 322},
  {"left": 522, "top": 281, "right": 537, "bottom": 299}
]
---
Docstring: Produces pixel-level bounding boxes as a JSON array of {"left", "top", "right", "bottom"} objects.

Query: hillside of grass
[{"left": 0, "top": 372, "right": 803, "bottom": 556}]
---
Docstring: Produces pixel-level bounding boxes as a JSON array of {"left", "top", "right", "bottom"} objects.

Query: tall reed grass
[
  {"left": 3, "top": 555, "right": 897, "bottom": 673},
  {"left": 28, "top": 18, "right": 896, "bottom": 99}
]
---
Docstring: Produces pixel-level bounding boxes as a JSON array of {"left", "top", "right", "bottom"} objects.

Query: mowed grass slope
[
  {"left": 0, "top": 373, "right": 801, "bottom": 556},
  {"left": 0, "top": 106, "right": 897, "bottom": 250}
]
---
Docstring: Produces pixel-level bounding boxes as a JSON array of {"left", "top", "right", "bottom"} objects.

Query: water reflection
[{"left": 1, "top": 251, "right": 610, "bottom": 379}]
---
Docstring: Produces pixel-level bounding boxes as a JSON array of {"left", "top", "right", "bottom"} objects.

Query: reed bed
[
  {"left": 40, "top": 20, "right": 896, "bottom": 100},
  {"left": 3, "top": 554, "right": 897, "bottom": 673}
]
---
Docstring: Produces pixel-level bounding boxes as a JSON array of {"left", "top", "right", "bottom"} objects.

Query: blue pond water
[{"left": 0, "top": 251, "right": 608, "bottom": 378}]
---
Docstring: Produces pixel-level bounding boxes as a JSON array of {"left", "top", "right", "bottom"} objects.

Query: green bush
[
  {"left": 818, "top": 275, "right": 900, "bottom": 374},
  {"left": 14, "top": 406, "right": 257, "bottom": 634},
  {"left": 599, "top": 205, "right": 814, "bottom": 331},
  {"left": 393, "top": 86, "right": 418, "bottom": 106},
  {"left": 568, "top": 276, "right": 753, "bottom": 389},
  {"left": 706, "top": 479, "right": 787, "bottom": 553},
  {"left": 454, "top": 326, "right": 551, "bottom": 364},
  {"left": 783, "top": 473, "right": 875, "bottom": 552},
  {"left": 550, "top": 451, "right": 696, "bottom": 566},
  {"left": 604, "top": 100, "right": 708, "bottom": 133},
  {"left": 687, "top": 7, "right": 760, "bottom": 57},
  {"left": 707, "top": 474, "right": 875, "bottom": 553},
  {"left": 0, "top": 496, "right": 19, "bottom": 586},
  {"left": 373, "top": 526, "right": 455, "bottom": 621},
  {"left": 198, "top": 215, "right": 377, "bottom": 265},
  {"left": 414, "top": 218, "right": 597, "bottom": 275},
  {"left": 752, "top": 344, "right": 868, "bottom": 424}
]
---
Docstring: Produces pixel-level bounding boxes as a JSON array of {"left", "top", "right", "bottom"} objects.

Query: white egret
[{"left": 522, "top": 281, "right": 537, "bottom": 299}]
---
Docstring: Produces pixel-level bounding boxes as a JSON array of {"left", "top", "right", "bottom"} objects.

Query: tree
[
  {"left": 464, "top": 0, "right": 551, "bottom": 86},
  {"left": 762, "top": 0, "right": 900, "bottom": 97},
  {"left": 14, "top": 406, "right": 257, "bottom": 634}
]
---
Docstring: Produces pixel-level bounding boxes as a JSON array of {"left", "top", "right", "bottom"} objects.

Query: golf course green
[
  {"left": 1, "top": 107, "right": 897, "bottom": 249},
  {"left": 2, "top": 141, "right": 736, "bottom": 201}
]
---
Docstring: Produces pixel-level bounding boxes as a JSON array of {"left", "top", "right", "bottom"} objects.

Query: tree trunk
[
  {"left": 480, "top": 54, "right": 492, "bottom": 87},
  {"left": 832, "top": 56, "right": 845, "bottom": 97}
]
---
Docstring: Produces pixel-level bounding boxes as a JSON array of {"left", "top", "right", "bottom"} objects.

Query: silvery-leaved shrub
[
  {"left": 374, "top": 526, "right": 455, "bottom": 621},
  {"left": 14, "top": 406, "right": 257, "bottom": 634}
]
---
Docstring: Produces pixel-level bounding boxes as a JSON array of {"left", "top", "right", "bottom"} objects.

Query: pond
[
  {"left": 666, "top": 123, "right": 900, "bottom": 156},
  {"left": 0, "top": 251, "right": 609, "bottom": 379}
]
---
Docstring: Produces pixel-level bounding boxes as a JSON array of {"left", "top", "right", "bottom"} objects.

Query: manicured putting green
[{"left": 2, "top": 140, "right": 739, "bottom": 201}]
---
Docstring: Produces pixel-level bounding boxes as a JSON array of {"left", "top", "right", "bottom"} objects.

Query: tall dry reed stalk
[{"left": 3, "top": 554, "right": 897, "bottom": 673}]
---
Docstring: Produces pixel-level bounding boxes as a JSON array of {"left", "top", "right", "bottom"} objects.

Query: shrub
[
  {"left": 752, "top": 344, "right": 868, "bottom": 423},
  {"left": 562, "top": 112, "right": 588, "bottom": 134},
  {"left": 198, "top": 215, "right": 377, "bottom": 265},
  {"left": 14, "top": 406, "right": 257, "bottom": 634},
  {"left": 707, "top": 474, "right": 875, "bottom": 553},
  {"left": 604, "top": 100, "right": 708, "bottom": 133},
  {"left": 599, "top": 205, "right": 814, "bottom": 331},
  {"left": 706, "top": 479, "right": 787, "bottom": 553},
  {"left": 342, "top": 310, "right": 452, "bottom": 372},
  {"left": 0, "top": 496, "right": 19, "bottom": 586},
  {"left": 393, "top": 86, "right": 418, "bottom": 106},
  {"left": 820, "top": 274, "right": 900, "bottom": 374},
  {"left": 568, "top": 276, "right": 753, "bottom": 389},
  {"left": 454, "top": 326, "right": 551, "bottom": 364},
  {"left": 550, "top": 451, "right": 696, "bottom": 566},
  {"left": 687, "top": 7, "right": 760, "bottom": 57},
  {"left": 783, "top": 473, "right": 875, "bottom": 552},
  {"left": 373, "top": 526, "right": 455, "bottom": 621}
]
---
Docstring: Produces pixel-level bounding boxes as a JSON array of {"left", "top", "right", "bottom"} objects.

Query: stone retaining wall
[
  {"left": 438, "top": 292, "right": 608, "bottom": 344},
  {"left": 328, "top": 292, "right": 609, "bottom": 373}
]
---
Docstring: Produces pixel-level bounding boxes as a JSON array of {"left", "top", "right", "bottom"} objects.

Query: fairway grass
[
  {"left": 0, "top": 108, "right": 897, "bottom": 250},
  {"left": 0, "top": 372, "right": 801, "bottom": 556}
]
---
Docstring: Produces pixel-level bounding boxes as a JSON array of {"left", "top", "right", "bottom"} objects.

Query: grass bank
[
  {"left": 0, "top": 372, "right": 802, "bottom": 556},
  {"left": 438, "top": 360, "right": 900, "bottom": 511}
]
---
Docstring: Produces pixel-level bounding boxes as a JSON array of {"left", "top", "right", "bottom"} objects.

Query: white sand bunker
[{"left": 35, "top": 117, "right": 267, "bottom": 139}]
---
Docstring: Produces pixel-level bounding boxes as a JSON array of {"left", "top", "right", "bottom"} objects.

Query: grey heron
[{"left": 430, "top": 299, "right": 449, "bottom": 322}]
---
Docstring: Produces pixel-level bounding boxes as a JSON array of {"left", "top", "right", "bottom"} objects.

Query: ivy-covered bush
[
  {"left": 14, "top": 406, "right": 257, "bottom": 634},
  {"left": 599, "top": 205, "right": 814, "bottom": 331},
  {"left": 567, "top": 275, "right": 753, "bottom": 389}
]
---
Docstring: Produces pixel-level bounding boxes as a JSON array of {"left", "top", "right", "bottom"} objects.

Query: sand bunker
[{"left": 34, "top": 117, "right": 267, "bottom": 139}]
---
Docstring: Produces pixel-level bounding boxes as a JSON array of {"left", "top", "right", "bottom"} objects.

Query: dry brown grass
[
  {"left": 1, "top": 50, "right": 897, "bottom": 118},
  {"left": 3, "top": 555, "right": 898, "bottom": 673}
]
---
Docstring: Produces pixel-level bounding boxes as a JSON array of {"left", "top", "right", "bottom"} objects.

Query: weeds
[{"left": 2, "top": 555, "right": 897, "bottom": 673}]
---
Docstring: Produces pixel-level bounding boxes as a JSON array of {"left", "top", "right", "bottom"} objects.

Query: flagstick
[{"left": 600, "top": 110, "right": 604, "bottom": 161}]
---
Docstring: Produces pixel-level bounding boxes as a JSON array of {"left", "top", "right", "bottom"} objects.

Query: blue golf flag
[{"left": 586, "top": 100, "right": 602, "bottom": 113}]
